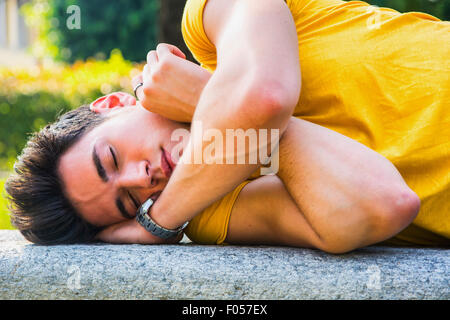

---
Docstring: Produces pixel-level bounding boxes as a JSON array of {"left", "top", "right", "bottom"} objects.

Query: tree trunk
[{"left": 158, "top": 0, "right": 196, "bottom": 63}]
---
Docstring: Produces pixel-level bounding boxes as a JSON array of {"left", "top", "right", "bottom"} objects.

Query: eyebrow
[{"left": 92, "top": 145, "right": 133, "bottom": 220}]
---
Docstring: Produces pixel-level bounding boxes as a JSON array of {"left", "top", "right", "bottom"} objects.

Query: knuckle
[
  {"left": 140, "top": 98, "right": 152, "bottom": 111},
  {"left": 156, "top": 43, "right": 167, "bottom": 50},
  {"left": 142, "top": 84, "right": 153, "bottom": 96},
  {"left": 143, "top": 83, "right": 159, "bottom": 98},
  {"left": 147, "top": 50, "right": 157, "bottom": 61},
  {"left": 150, "top": 68, "right": 162, "bottom": 82},
  {"left": 159, "top": 55, "right": 172, "bottom": 70}
]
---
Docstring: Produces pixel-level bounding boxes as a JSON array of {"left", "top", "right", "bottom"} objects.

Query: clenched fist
[{"left": 132, "top": 43, "right": 211, "bottom": 123}]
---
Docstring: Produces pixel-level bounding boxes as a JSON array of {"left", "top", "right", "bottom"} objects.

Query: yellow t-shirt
[{"left": 182, "top": 0, "right": 450, "bottom": 246}]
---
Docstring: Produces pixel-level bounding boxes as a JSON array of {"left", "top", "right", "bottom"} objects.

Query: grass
[{"left": 0, "top": 176, "right": 14, "bottom": 229}]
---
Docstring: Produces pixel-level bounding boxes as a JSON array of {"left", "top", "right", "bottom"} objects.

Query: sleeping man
[{"left": 5, "top": 0, "right": 449, "bottom": 252}]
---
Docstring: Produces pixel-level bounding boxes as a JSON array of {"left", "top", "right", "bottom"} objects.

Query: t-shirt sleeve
[
  {"left": 181, "top": 0, "right": 217, "bottom": 72},
  {"left": 184, "top": 180, "right": 252, "bottom": 245},
  {"left": 183, "top": 167, "right": 263, "bottom": 245}
]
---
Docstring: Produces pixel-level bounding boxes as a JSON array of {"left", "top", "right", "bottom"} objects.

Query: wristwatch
[{"left": 136, "top": 198, "right": 189, "bottom": 239}]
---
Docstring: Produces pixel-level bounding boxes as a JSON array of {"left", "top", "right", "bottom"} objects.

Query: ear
[{"left": 89, "top": 92, "right": 137, "bottom": 114}]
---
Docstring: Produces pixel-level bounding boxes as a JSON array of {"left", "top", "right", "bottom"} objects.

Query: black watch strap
[{"left": 136, "top": 198, "right": 188, "bottom": 239}]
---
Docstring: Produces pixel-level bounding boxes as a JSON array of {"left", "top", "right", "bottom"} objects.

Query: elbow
[
  {"left": 246, "top": 80, "right": 299, "bottom": 125},
  {"left": 365, "top": 186, "right": 421, "bottom": 246},
  {"left": 317, "top": 187, "right": 421, "bottom": 255},
  {"left": 393, "top": 188, "right": 421, "bottom": 219},
  {"left": 377, "top": 187, "right": 421, "bottom": 230}
]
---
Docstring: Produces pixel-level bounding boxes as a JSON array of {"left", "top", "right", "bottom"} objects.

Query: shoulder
[
  {"left": 182, "top": 0, "right": 236, "bottom": 45},
  {"left": 181, "top": 0, "right": 219, "bottom": 70},
  {"left": 183, "top": 0, "right": 292, "bottom": 46}
]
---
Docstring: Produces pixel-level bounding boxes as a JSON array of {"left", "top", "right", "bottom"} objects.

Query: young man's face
[{"left": 58, "top": 103, "right": 190, "bottom": 227}]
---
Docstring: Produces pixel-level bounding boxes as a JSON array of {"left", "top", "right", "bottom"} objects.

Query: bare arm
[
  {"left": 97, "top": 1, "right": 419, "bottom": 247},
  {"left": 97, "top": 0, "right": 301, "bottom": 243},
  {"left": 149, "top": 0, "right": 301, "bottom": 230},
  {"left": 226, "top": 117, "right": 420, "bottom": 253},
  {"left": 97, "top": 115, "right": 420, "bottom": 251}
]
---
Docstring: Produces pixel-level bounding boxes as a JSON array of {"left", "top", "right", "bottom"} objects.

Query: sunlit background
[{"left": 0, "top": 0, "right": 449, "bottom": 229}]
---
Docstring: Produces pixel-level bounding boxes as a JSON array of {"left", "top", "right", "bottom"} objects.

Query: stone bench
[{"left": 0, "top": 230, "right": 448, "bottom": 299}]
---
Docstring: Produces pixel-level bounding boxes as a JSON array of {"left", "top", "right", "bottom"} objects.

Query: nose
[{"left": 115, "top": 160, "right": 158, "bottom": 189}]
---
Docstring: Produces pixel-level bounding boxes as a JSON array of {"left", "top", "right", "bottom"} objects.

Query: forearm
[
  {"left": 146, "top": 0, "right": 301, "bottom": 231},
  {"left": 276, "top": 117, "right": 420, "bottom": 253},
  {"left": 150, "top": 72, "right": 294, "bottom": 229}
]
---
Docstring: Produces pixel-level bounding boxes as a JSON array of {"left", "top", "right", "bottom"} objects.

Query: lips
[{"left": 161, "top": 148, "right": 173, "bottom": 178}]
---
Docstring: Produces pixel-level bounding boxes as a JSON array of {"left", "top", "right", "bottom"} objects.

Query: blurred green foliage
[
  {"left": 20, "top": 0, "right": 448, "bottom": 65},
  {"left": 0, "top": 49, "right": 142, "bottom": 170},
  {"left": 0, "top": 178, "right": 13, "bottom": 229},
  {"left": 1, "top": 0, "right": 448, "bottom": 168},
  {"left": 22, "top": 0, "right": 159, "bottom": 63},
  {"left": 0, "top": 92, "right": 69, "bottom": 170},
  {"left": 366, "top": 0, "right": 449, "bottom": 20}
]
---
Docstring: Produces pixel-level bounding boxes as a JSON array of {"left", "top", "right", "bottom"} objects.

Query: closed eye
[
  {"left": 128, "top": 191, "right": 140, "bottom": 210},
  {"left": 109, "top": 147, "right": 118, "bottom": 168},
  {"left": 109, "top": 146, "right": 139, "bottom": 214}
]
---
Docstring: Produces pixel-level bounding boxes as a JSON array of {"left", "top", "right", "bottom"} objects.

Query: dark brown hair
[{"left": 5, "top": 105, "right": 106, "bottom": 244}]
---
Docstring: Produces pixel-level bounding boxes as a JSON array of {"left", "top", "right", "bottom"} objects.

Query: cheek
[{"left": 137, "top": 114, "right": 172, "bottom": 142}]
